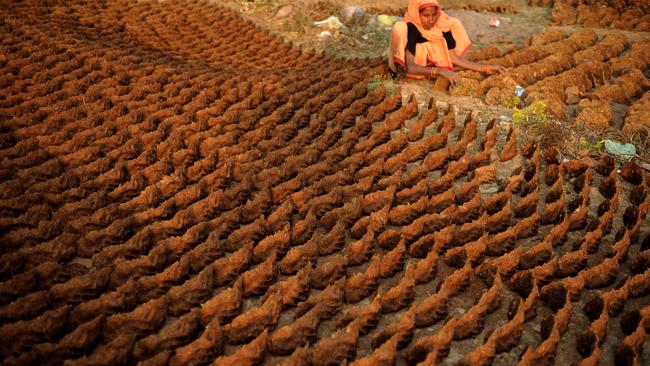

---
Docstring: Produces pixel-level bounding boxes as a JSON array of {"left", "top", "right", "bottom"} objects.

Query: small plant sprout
[
  {"left": 507, "top": 97, "right": 549, "bottom": 128},
  {"left": 580, "top": 138, "right": 605, "bottom": 152}
]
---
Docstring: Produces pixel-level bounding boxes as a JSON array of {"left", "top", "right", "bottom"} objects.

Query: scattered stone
[
  {"left": 275, "top": 5, "right": 292, "bottom": 19},
  {"left": 565, "top": 86, "right": 580, "bottom": 104},
  {"left": 435, "top": 101, "right": 449, "bottom": 113},
  {"left": 578, "top": 98, "right": 591, "bottom": 108},
  {"left": 342, "top": 6, "right": 364, "bottom": 21},
  {"left": 480, "top": 184, "right": 500, "bottom": 194},
  {"left": 318, "top": 31, "right": 333, "bottom": 39}
]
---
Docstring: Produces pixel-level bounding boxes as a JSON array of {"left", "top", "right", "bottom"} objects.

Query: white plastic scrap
[
  {"left": 314, "top": 16, "right": 346, "bottom": 30},
  {"left": 318, "top": 31, "right": 333, "bottom": 39},
  {"left": 489, "top": 17, "right": 500, "bottom": 27},
  {"left": 376, "top": 14, "right": 402, "bottom": 28}
]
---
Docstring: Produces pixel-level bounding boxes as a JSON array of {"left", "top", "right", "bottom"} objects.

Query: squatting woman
[{"left": 388, "top": 0, "right": 506, "bottom": 86}]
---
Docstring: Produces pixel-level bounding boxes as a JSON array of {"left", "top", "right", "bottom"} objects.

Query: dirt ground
[{"left": 221, "top": 0, "right": 549, "bottom": 58}]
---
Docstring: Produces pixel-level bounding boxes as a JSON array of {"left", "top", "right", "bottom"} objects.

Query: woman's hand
[
  {"left": 485, "top": 64, "right": 506, "bottom": 75},
  {"left": 438, "top": 68, "right": 461, "bottom": 86}
]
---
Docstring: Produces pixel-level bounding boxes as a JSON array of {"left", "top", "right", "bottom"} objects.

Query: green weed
[
  {"left": 450, "top": 80, "right": 476, "bottom": 96},
  {"left": 579, "top": 137, "right": 605, "bottom": 152},
  {"left": 282, "top": 14, "right": 311, "bottom": 35},
  {"left": 503, "top": 95, "right": 524, "bottom": 109},
  {"left": 640, "top": 353, "right": 650, "bottom": 366},
  {"left": 505, "top": 96, "right": 549, "bottom": 128},
  {"left": 368, "top": 74, "right": 397, "bottom": 95}
]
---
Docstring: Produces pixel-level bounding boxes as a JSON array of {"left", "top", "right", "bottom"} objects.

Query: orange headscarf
[{"left": 402, "top": 0, "right": 472, "bottom": 70}]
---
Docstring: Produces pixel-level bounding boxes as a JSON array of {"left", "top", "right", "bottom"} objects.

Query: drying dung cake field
[
  {"left": 0, "top": 0, "right": 649, "bottom": 365},
  {"left": 454, "top": 26, "right": 650, "bottom": 136}
]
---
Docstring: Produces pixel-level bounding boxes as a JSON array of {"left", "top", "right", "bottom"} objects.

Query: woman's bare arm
[
  {"left": 449, "top": 52, "right": 506, "bottom": 74},
  {"left": 404, "top": 49, "right": 433, "bottom": 76}
]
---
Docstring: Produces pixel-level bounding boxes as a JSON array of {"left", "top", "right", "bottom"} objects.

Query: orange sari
[{"left": 389, "top": 0, "right": 472, "bottom": 76}]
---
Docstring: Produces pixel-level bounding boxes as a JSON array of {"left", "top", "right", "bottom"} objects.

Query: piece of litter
[
  {"left": 514, "top": 85, "right": 525, "bottom": 98},
  {"left": 367, "top": 80, "right": 381, "bottom": 91},
  {"left": 489, "top": 17, "right": 500, "bottom": 27},
  {"left": 314, "top": 16, "right": 346, "bottom": 30},
  {"left": 318, "top": 31, "right": 333, "bottom": 39},
  {"left": 604, "top": 139, "right": 636, "bottom": 158},
  {"left": 342, "top": 6, "right": 365, "bottom": 20},
  {"left": 275, "top": 5, "right": 292, "bottom": 19},
  {"left": 480, "top": 184, "right": 499, "bottom": 194},
  {"left": 377, "top": 14, "right": 399, "bottom": 27}
]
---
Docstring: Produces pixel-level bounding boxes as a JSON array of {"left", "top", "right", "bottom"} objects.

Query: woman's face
[{"left": 419, "top": 6, "right": 439, "bottom": 30}]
